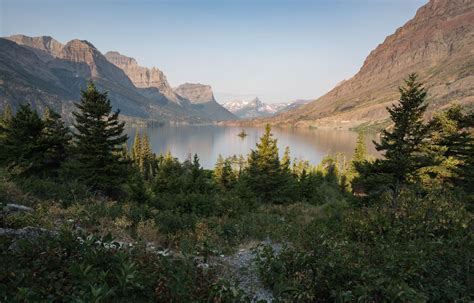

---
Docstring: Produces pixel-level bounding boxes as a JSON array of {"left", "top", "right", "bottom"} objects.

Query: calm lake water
[{"left": 126, "top": 125, "right": 379, "bottom": 169}]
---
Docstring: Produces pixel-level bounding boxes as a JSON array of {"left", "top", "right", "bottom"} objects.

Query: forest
[{"left": 0, "top": 74, "right": 473, "bottom": 302}]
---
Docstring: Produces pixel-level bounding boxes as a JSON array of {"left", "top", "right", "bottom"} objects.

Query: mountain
[
  {"left": 276, "top": 99, "right": 312, "bottom": 114},
  {"left": 104, "top": 51, "right": 188, "bottom": 106},
  {"left": 222, "top": 98, "right": 288, "bottom": 119},
  {"left": 232, "top": 0, "right": 474, "bottom": 129},
  {"left": 0, "top": 35, "right": 226, "bottom": 124},
  {"left": 174, "top": 83, "right": 237, "bottom": 120}
]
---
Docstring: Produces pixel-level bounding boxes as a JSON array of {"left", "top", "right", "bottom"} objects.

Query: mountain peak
[
  {"left": 5, "top": 34, "right": 64, "bottom": 61},
  {"left": 105, "top": 51, "right": 139, "bottom": 68},
  {"left": 222, "top": 98, "right": 289, "bottom": 119},
  {"left": 174, "top": 83, "right": 237, "bottom": 120},
  {"left": 65, "top": 39, "right": 98, "bottom": 51},
  {"left": 174, "top": 83, "right": 215, "bottom": 104},
  {"left": 105, "top": 51, "right": 168, "bottom": 89}
]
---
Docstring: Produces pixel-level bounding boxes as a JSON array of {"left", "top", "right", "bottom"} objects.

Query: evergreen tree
[
  {"left": 1, "top": 104, "right": 13, "bottom": 128},
  {"left": 40, "top": 107, "right": 71, "bottom": 174},
  {"left": 153, "top": 151, "right": 185, "bottom": 194},
  {"left": 140, "top": 132, "right": 154, "bottom": 179},
  {"left": 131, "top": 131, "right": 141, "bottom": 162},
  {"left": 376, "top": 73, "right": 428, "bottom": 183},
  {"left": 214, "top": 155, "right": 236, "bottom": 190},
  {"left": 281, "top": 146, "right": 291, "bottom": 173},
  {"left": 421, "top": 104, "right": 473, "bottom": 195},
  {"left": 214, "top": 154, "right": 225, "bottom": 184},
  {"left": 0, "top": 104, "right": 45, "bottom": 175},
  {"left": 244, "top": 124, "right": 283, "bottom": 203},
  {"left": 0, "top": 104, "right": 13, "bottom": 142},
  {"left": 347, "top": 132, "right": 368, "bottom": 191},
  {"left": 69, "top": 82, "right": 128, "bottom": 194},
  {"left": 354, "top": 74, "right": 430, "bottom": 201},
  {"left": 353, "top": 132, "right": 367, "bottom": 164}
]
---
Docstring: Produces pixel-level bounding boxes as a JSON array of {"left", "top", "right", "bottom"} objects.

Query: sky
[{"left": 0, "top": 0, "right": 427, "bottom": 103}]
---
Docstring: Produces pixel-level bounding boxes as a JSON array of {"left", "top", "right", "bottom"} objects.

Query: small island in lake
[{"left": 237, "top": 129, "right": 248, "bottom": 138}]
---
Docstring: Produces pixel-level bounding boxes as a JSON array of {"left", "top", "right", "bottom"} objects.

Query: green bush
[
  {"left": 256, "top": 189, "right": 473, "bottom": 302},
  {"left": 0, "top": 230, "right": 240, "bottom": 302},
  {"left": 15, "top": 176, "right": 92, "bottom": 207}
]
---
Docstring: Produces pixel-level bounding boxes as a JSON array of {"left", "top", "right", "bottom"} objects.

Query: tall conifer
[
  {"left": 41, "top": 108, "right": 71, "bottom": 174},
  {"left": 0, "top": 104, "right": 44, "bottom": 175},
  {"left": 70, "top": 82, "right": 128, "bottom": 194},
  {"left": 353, "top": 74, "right": 430, "bottom": 201},
  {"left": 244, "top": 124, "right": 283, "bottom": 203}
]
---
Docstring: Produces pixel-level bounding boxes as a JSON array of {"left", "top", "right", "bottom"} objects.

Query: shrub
[
  {"left": 0, "top": 230, "right": 236, "bottom": 302},
  {"left": 256, "top": 189, "right": 473, "bottom": 302}
]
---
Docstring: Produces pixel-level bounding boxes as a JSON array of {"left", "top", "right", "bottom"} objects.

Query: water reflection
[{"left": 126, "top": 125, "right": 379, "bottom": 169}]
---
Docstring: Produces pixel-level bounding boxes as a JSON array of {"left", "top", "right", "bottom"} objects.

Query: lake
[{"left": 126, "top": 125, "right": 379, "bottom": 169}]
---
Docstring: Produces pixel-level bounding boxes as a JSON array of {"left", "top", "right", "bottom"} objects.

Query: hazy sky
[{"left": 1, "top": 0, "right": 426, "bottom": 103}]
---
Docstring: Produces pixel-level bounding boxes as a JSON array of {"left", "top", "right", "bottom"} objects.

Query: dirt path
[{"left": 214, "top": 240, "right": 282, "bottom": 302}]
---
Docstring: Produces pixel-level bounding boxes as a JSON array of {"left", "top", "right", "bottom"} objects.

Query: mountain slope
[
  {"left": 1, "top": 35, "right": 213, "bottom": 123},
  {"left": 104, "top": 51, "right": 188, "bottom": 106},
  {"left": 234, "top": 0, "right": 474, "bottom": 129},
  {"left": 174, "top": 83, "right": 237, "bottom": 120}
]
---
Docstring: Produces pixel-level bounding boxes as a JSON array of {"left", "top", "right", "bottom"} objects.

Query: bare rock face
[
  {"left": 1, "top": 35, "right": 217, "bottom": 123},
  {"left": 174, "top": 83, "right": 216, "bottom": 104},
  {"left": 175, "top": 83, "right": 237, "bottom": 120},
  {"left": 6, "top": 34, "right": 64, "bottom": 61},
  {"left": 242, "top": 0, "right": 474, "bottom": 129},
  {"left": 105, "top": 51, "right": 187, "bottom": 105}
]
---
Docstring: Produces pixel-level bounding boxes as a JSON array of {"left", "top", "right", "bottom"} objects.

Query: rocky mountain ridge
[
  {"left": 1, "top": 35, "right": 235, "bottom": 123},
  {"left": 229, "top": 0, "right": 474, "bottom": 129},
  {"left": 174, "top": 83, "right": 237, "bottom": 120},
  {"left": 222, "top": 98, "right": 289, "bottom": 119}
]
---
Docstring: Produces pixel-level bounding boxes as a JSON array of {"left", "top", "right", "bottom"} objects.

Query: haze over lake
[{"left": 126, "top": 125, "right": 379, "bottom": 169}]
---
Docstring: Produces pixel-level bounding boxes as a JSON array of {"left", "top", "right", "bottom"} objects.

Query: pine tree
[
  {"left": 214, "top": 154, "right": 225, "bottom": 184},
  {"left": 140, "top": 132, "right": 154, "bottom": 179},
  {"left": 421, "top": 104, "right": 473, "bottom": 193},
  {"left": 0, "top": 104, "right": 13, "bottom": 145},
  {"left": 376, "top": 73, "right": 428, "bottom": 184},
  {"left": 353, "top": 74, "right": 430, "bottom": 201},
  {"left": 69, "top": 82, "right": 128, "bottom": 194},
  {"left": 0, "top": 104, "right": 45, "bottom": 175},
  {"left": 347, "top": 132, "right": 368, "bottom": 191},
  {"left": 281, "top": 146, "right": 291, "bottom": 173},
  {"left": 0, "top": 104, "right": 13, "bottom": 129},
  {"left": 244, "top": 124, "right": 283, "bottom": 203},
  {"left": 353, "top": 132, "right": 367, "bottom": 164},
  {"left": 132, "top": 131, "right": 142, "bottom": 164},
  {"left": 214, "top": 155, "right": 236, "bottom": 190},
  {"left": 41, "top": 107, "right": 71, "bottom": 174}
]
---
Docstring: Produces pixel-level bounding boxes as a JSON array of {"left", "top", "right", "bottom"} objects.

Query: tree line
[{"left": 0, "top": 74, "right": 472, "bottom": 207}]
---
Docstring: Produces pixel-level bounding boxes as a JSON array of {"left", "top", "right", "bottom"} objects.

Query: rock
[
  {"left": 212, "top": 240, "right": 284, "bottom": 302},
  {"left": 0, "top": 227, "right": 56, "bottom": 238},
  {"left": 5, "top": 203, "right": 34, "bottom": 213},
  {"left": 1, "top": 227, "right": 58, "bottom": 252}
]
